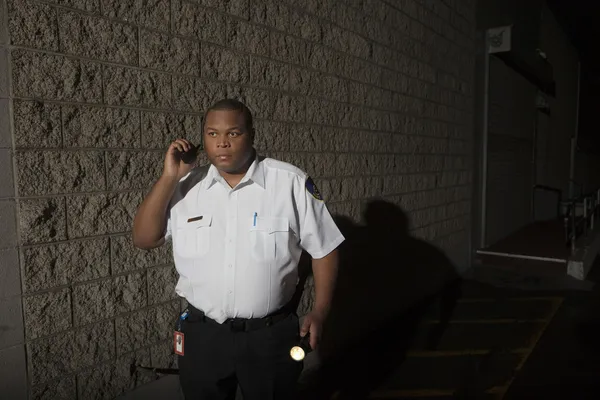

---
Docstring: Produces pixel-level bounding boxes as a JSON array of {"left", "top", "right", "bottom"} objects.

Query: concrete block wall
[
  {"left": 1, "top": 0, "right": 476, "bottom": 398},
  {"left": 1, "top": 0, "right": 29, "bottom": 398}
]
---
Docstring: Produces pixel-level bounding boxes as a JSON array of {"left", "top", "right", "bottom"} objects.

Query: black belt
[{"left": 187, "top": 304, "right": 291, "bottom": 332}]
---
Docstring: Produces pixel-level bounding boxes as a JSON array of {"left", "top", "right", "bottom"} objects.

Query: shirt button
[{"left": 228, "top": 264, "right": 232, "bottom": 268}]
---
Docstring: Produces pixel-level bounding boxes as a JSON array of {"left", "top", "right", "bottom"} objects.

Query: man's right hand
[
  {"left": 163, "top": 139, "right": 196, "bottom": 181},
  {"left": 134, "top": 138, "right": 196, "bottom": 249}
]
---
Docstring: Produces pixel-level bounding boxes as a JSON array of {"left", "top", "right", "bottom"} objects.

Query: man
[{"left": 132, "top": 99, "right": 344, "bottom": 399}]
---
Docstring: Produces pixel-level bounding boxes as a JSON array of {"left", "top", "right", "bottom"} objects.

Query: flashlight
[{"left": 290, "top": 333, "right": 312, "bottom": 361}]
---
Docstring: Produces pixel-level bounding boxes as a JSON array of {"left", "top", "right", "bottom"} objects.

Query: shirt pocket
[
  {"left": 249, "top": 216, "right": 289, "bottom": 262},
  {"left": 174, "top": 214, "right": 212, "bottom": 259}
]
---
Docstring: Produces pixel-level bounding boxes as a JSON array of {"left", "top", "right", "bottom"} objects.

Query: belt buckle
[{"left": 230, "top": 319, "right": 245, "bottom": 332}]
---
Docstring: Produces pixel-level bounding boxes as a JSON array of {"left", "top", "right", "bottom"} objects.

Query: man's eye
[
  {"left": 208, "top": 132, "right": 217, "bottom": 137},
  {"left": 229, "top": 132, "right": 239, "bottom": 137}
]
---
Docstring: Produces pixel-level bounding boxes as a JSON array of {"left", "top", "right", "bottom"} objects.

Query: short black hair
[{"left": 203, "top": 98, "right": 254, "bottom": 133}]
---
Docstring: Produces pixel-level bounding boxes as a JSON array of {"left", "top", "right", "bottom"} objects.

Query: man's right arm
[
  {"left": 132, "top": 175, "right": 179, "bottom": 249},
  {"left": 132, "top": 138, "right": 195, "bottom": 249}
]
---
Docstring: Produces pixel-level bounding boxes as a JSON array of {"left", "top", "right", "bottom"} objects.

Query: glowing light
[{"left": 290, "top": 346, "right": 305, "bottom": 361}]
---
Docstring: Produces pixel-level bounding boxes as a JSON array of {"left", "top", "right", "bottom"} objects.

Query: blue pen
[
  {"left": 177, "top": 308, "right": 189, "bottom": 331},
  {"left": 253, "top": 212, "right": 257, "bottom": 226}
]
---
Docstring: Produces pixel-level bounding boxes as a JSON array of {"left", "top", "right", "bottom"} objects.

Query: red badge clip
[{"left": 174, "top": 331, "right": 184, "bottom": 356}]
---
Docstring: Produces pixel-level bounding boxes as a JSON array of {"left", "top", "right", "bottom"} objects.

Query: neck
[{"left": 218, "top": 150, "right": 255, "bottom": 188}]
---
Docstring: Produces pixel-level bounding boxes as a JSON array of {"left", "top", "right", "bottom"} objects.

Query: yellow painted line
[
  {"left": 518, "top": 297, "right": 564, "bottom": 369},
  {"left": 368, "top": 389, "right": 454, "bottom": 398},
  {"left": 457, "top": 298, "right": 496, "bottom": 303},
  {"left": 422, "top": 319, "right": 547, "bottom": 324},
  {"left": 491, "top": 297, "right": 564, "bottom": 399},
  {"left": 457, "top": 296, "right": 562, "bottom": 303},
  {"left": 369, "top": 386, "right": 510, "bottom": 398},
  {"left": 485, "top": 386, "right": 507, "bottom": 394},
  {"left": 509, "top": 296, "right": 564, "bottom": 302},
  {"left": 407, "top": 348, "right": 529, "bottom": 357},
  {"left": 339, "top": 297, "right": 564, "bottom": 400}
]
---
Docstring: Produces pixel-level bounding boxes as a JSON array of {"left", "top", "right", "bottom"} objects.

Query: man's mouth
[{"left": 216, "top": 155, "right": 231, "bottom": 161}]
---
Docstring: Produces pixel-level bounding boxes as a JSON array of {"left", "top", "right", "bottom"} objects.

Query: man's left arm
[
  {"left": 295, "top": 175, "right": 344, "bottom": 350},
  {"left": 300, "top": 249, "right": 339, "bottom": 349}
]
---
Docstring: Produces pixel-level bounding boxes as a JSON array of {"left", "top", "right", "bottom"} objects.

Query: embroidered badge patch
[{"left": 305, "top": 176, "right": 323, "bottom": 200}]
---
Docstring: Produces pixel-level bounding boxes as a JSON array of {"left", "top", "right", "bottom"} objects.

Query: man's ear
[{"left": 250, "top": 128, "right": 256, "bottom": 144}]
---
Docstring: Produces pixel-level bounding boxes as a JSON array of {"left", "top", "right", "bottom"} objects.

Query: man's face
[{"left": 203, "top": 109, "right": 254, "bottom": 174}]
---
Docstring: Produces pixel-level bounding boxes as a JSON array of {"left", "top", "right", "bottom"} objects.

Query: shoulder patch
[{"left": 305, "top": 176, "right": 323, "bottom": 201}]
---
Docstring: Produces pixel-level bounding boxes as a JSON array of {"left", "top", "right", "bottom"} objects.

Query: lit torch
[{"left": 290, "top": 333, "right": 312, "bottom": 361}]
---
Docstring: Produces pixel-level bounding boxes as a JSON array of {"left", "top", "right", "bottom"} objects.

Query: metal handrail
[
  {"left": 566, "top": 184, "right": 600, "bottom": 203},
  {"left": 579, "top": 189, "right": 599, "bottom": 201},
  {"left": 564, "top": 188, "right": 600, "bottom": 254}
]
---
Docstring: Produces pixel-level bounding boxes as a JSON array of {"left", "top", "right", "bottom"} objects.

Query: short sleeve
[
  {"left": 164, "top": 197, "right": 175, "bottom": 242},
  {"left": 164, "top": 214, "right": 172, "bottom": 242},
  {"left": 295, "top": 175, "right": 345, "bottom": 259}
]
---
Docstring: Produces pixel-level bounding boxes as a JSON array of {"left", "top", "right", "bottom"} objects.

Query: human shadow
[{"left": 296, "top": 199, "right": 462, "bottom": 400}]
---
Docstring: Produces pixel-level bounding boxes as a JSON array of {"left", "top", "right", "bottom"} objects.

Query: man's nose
[{"left": 216, "top": 136, "right": 230, "bottom": 147}]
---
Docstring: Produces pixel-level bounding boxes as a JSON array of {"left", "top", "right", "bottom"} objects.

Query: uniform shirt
[{"left": 164, "top": 155, "right": 345, "bottom": 323}]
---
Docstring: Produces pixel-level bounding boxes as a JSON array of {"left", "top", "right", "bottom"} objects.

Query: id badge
[{"left": 174, "top": 331, "right": 184, "bottom": 356}]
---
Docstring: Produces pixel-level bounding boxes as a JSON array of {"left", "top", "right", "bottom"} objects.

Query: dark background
[{"left": 548, "top": 1, "right": 600, "bottom": 154}]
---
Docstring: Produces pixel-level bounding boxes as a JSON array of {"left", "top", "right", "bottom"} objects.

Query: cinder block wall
[{"left": 0, "top": 0, "right": 476, "bottom": 398}]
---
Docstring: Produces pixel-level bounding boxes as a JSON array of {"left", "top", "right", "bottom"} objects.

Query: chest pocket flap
[
  {"left": 177, "top": 214, "right": 213, "bottom": 229},
  {"left": 250, "top": 216, "right": 288, "bottom": 234},
  {"left": 249, "top": 216, "right": 289, "bottom": 262}
]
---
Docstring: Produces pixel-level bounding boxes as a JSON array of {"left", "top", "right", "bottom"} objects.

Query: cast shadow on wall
[{"left": 290, "top": 199, "right": 462, "bottom": 400}]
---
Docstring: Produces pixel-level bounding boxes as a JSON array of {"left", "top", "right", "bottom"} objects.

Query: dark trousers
[{"left": 178, "top": 310, "right": 303, "bottom": 400}]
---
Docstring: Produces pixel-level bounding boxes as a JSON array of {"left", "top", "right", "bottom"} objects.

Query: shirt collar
[
  {"left": 242, "top": 155, "right": 266, "bottom": 189},
  {"left": 203, "top": 155, "right": 265, "bottom": 190}
]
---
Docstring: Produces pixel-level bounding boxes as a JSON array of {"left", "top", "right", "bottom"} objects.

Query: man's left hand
[{"left": 300, "top": 310, "right": 326, "bottom": 350}]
